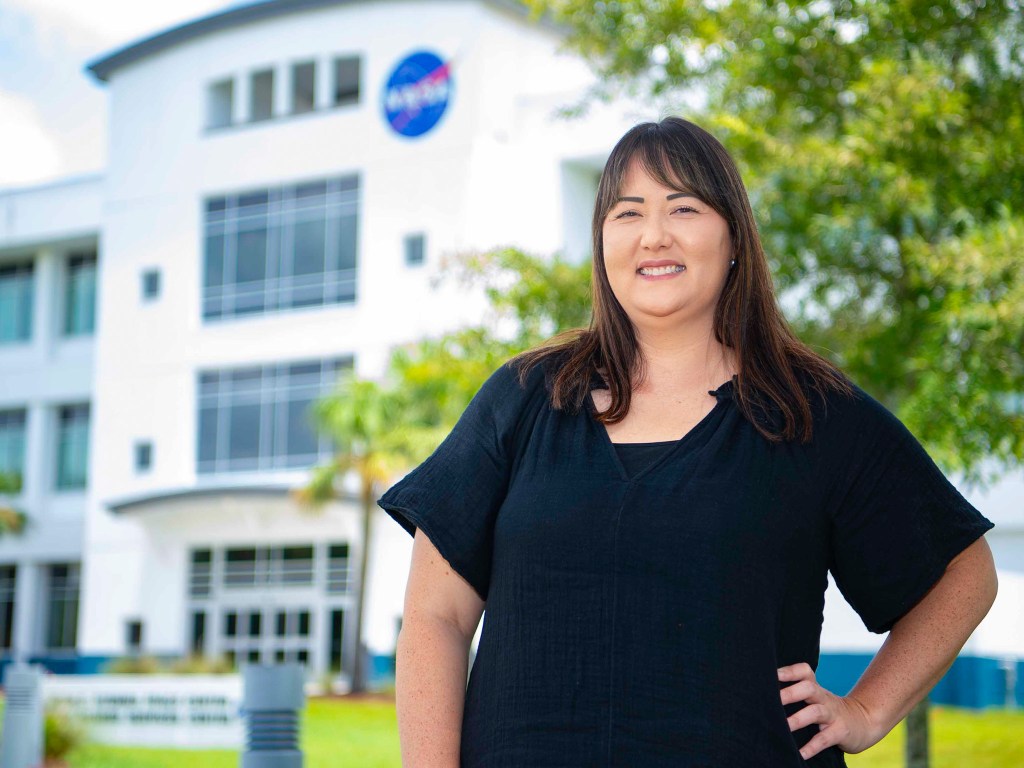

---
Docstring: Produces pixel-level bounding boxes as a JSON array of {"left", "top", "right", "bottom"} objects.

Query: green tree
[
  {"left": 524, "top": 2, "right": 1022, "bottom": 764},
  {"left": 294, "top": 377, "right": 445, "bottom": 693},
  {"left": 380, "top": 245, "right": 591, "bottom": 433},
  {"left": 526, "top": 0, "right": 1024, "bottom": 487},
  {"left": 296, "top": 247, "right": 589, "bottom": 691}
]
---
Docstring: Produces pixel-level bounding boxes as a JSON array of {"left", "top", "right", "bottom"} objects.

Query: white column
[
  {"left": 234, "top": 70, "right": 250, "bottom": 125},
  {"left": 275, "top": 62, "right": 290, "bottom": 118},
  {"left": 12, "top": 562, "right": 41, "bottom": 660},
  {"left": 32, "top": 248, "right": 58, "bottom": 360},
  {"left": 22, "top": 401, "right": 49, "bottom": 506},
  {"left": 317, "top": 55, "right": 333, "bottom": 110}
]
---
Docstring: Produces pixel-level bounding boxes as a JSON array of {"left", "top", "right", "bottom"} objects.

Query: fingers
[
  {"left": 777, "top": 662, "right": 815, "bottom": 681},
  {"left": 787, "top": 702, "right": 828, "bottom": 731},
  {"left": 798, "top": 724, "right": 842, "bottom": 761},
  {"left": 779, "top": 679, "right": 818, "bottom": 706}
]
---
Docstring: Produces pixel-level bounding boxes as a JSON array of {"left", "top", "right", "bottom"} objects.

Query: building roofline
[
  {"left": 85, "top": 0, "right": 559, "bottom": 84},
  {"left": 106, "top": 482, "right": 356, "bottom": 514},
  {"left": 0, "top": 172, "right": 105, "bottom": 198}
]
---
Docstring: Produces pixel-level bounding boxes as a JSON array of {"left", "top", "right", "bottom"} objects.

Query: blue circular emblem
[{"left": 382, "top": 50, "right": 453, "bottom": 138}]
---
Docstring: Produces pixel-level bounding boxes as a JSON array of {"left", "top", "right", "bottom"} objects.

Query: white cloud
[
  {"left": 4, "top": 0, "right": 235, "bottom": 50},
  {"left": 0, "top": 89, "right": 64, "bottom": 187}
]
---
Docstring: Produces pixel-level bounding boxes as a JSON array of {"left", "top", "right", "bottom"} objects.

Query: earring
[{"left": 730, "top": 259, "right": 736, "bottom": 268}]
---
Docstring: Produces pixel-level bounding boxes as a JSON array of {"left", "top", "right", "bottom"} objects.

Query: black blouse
[
  {"left": 612, "top": 440, "right": 680, "bottom": 479},
  {"left": 378, "top": 359, "right": 994, "bottom": 767}
]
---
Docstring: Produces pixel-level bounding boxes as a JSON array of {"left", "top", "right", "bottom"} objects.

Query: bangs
[{"left": 599, "top": 121, "right": 726, "bottom": 215}]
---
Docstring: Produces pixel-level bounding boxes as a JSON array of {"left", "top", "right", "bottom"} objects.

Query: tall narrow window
[
  {"left": 46, "top": 563, "right": 80, "bottom": 650},
  {"left": 190, "top": 611, "right": 207, "bottom": 654},
  {"left": 64, "top": 252, "right": 96, "bottom": 336},
  {"left": 327, "top": 544, "right": 350, "bottom": 594},
  {"left": 404, "top": 233, "right": 426, "bottom": 266},
  {"left": 291, "top": 61, "right": 316, "bottom": 114},
  {"left": 0, "top": 262, "right": 33, "bottom": 344},
  {"left": 125, "top": 620, "right": 143, "bottom": 653},
  {"left": 190, "top": 549, "right": 212, "bottom": 598},
  {"left": 250, "top": 68, "right": 275, "bottom": 122},
  {"left": 0, "top": 566, "right": 16, "bottom": 651},
  {"left": 333, "top": 57, "right": 360, "bottom": 106},
  {"left": 0, "top": 409, "right": 26, "bottom": 493},
  {"left": 55, "top": 404, "right": 89, "bottom": 490},
  {"left": 207, "top": 78, "right": 234, "bottom": 129},
  {"left": 134, "top": 441, "right": 152, "bottom": 472},
  {"left": 141, "top": 269, "right": 160, "bottom": 301}
]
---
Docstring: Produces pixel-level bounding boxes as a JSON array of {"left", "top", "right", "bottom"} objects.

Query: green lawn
[
  {"left": 66, "top": 696, "right": 400, "bottom": 768},
  {"left": 48, "top": 700, "right": 1024, "bottom": 767}
]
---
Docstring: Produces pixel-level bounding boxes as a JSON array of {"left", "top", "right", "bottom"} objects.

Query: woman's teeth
[{"left": 638, "top": 265, "right": 685, "bottom": 276}]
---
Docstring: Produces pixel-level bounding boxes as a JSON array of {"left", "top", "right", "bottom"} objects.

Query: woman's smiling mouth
[{"left": 637, "top": 264, "right": 686, "bottom": 276}]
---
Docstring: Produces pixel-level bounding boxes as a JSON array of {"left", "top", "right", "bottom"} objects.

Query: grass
[
  {"left": 27, "top": 698, "right": 1024, "bottom": 767},
  {"left": 846, "top": 707, "right": 1024, "bottom": 767},
  {"left": 64, "top": 696, "right": 400, "bottom": 768}
]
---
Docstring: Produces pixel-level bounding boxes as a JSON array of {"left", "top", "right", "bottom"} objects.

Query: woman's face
[{"left": 602, "top": 157, "right": 733, "bottom": 331}]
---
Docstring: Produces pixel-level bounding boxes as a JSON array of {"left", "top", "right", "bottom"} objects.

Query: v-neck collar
[{"left": 585, "top": 371, "right": 736, "bottom": 483}]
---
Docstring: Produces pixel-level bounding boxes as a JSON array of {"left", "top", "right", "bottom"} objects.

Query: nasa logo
[{"left": 382, "top": 50, "right": 453, "bottom": 138}]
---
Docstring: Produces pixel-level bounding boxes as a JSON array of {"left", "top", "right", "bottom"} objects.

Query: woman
[{"left": 378, "top": 117, "right": 998, "bottom": 767}]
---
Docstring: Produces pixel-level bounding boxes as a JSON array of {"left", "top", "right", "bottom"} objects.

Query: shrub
[
  {"left": 44, "top": 703, "right": 86, "bottom": 760},
  {"left": 103, "top": 655, "right": 162, "bottom": 674},
  {"left": 168, "top": 654, "right": 233, "bottom": 674}
]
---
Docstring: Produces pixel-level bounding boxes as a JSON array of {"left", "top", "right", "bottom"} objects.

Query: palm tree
[{"left": 293, "top": 375, "right": 445, "bottom": 693}]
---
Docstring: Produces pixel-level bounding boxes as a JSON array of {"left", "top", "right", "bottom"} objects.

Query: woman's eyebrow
[{"left": 614, "top": 192, "right": 698, "bottom": 203}]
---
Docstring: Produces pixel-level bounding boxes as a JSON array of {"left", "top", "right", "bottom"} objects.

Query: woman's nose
[{"left": 640, "top": 215, "right": 672, "bottom": 250}]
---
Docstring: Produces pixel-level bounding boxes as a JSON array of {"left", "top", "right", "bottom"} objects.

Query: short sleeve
[
  {"left": 377, "top": 362, "right": 528, "bottom": 601},
  {"left": 825, "top": 388, "right": 995, "bottom": 634}
]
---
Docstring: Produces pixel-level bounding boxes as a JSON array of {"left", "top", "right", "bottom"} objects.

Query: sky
[{"left": 0, "top": 0, "right": 245, "bottom": 190}]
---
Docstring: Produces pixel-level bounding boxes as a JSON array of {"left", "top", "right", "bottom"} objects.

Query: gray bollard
[
  {"left": 0, "top": 664, "right": 44, "bottom": 768},
  {"left": 239, "top": 663, "right": 305, "bottom": 768}
]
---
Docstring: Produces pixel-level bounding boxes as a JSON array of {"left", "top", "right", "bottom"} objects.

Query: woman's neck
[{"left": 632, "top": 326, "right": 738, "bottom": 395}]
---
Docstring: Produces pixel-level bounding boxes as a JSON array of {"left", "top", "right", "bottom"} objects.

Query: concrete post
[
  {"left": 0, "top": 663, "right": 44, "bottom": 768},
  {"left": 239, "top": 663, "right": 304, "bottom": 768}
]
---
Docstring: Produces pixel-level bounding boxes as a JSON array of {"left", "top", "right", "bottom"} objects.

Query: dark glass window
[
  {"left": 134, "top": 441, "right": 152, "bottom": 472},
  {"left": 207, "top": 79, "right": 233, "bottom": 129},
  {"left": 46, "top": 564, "right": 80, "bottom": 650},
  {"left": 0, "top": 566, "right": 16, "bottom": 650},
  {"left": 56, "top": 404, "right": 89, "bottom": 490},
  {"left": 141, "top": 269, "right": 160, "bottom": 300},
  {"left": 333, "top": 57, "right": 360, "bottom": 106},
  {"left": 291, "top": 61, "right": 316, "bottom": 114},
  {"left": 404, "top": 233, "right": 425, "bottom": 266},
  {"left": 0, "top": 409, "right": 26, "bottom": 493},
  {"left": 190, "top": 611, "right": 206, "bottom": 654},
  {"left": 250, "top": 69, "right": 274, "bottom": 121},
  {"left": 0, "top": 262, "right": 34, "bottom": 344},
  {"left": 189, "top": 549, "right": 212, "bottom": 597},
  {"left": 196, "top": 358, "right": 350, "bottom": 474},
  {"left": 202, "top": 175, "right": 359, "bottom": 321},
  {"left": 125, "top": 620, "right": 143, "bottom": 651},
  {"left": 64, "top": 252, "right": 97, "bottom": 336}
]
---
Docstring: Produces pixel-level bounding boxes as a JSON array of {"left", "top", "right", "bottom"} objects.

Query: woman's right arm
[{"left": 396, "top": 527, "right": 485, "bottom": 768}]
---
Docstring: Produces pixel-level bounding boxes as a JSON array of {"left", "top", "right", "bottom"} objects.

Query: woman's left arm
[{"left": 780, "top": 535, "right": 999, "bottom": 760}]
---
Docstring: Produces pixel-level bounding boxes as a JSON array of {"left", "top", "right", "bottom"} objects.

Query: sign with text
[{"left": 42, "top": 675, "right": 243, "bottom": 748}]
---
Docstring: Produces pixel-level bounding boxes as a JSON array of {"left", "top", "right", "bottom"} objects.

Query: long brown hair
[{"left": 512, "top": 116, "right": 852, "bottom": 443}]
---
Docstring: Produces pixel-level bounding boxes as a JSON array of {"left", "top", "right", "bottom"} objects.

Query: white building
[{"left": 0, "top": 0, "right": 1020, "bottom": 704}]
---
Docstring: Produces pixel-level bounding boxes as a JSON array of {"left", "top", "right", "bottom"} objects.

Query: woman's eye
[
  {"left": 612, "top": 210, "right": 639, "bottom": 219},
  {"left": 673, "top": 205, "right": 698, "bottom": 214}
]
